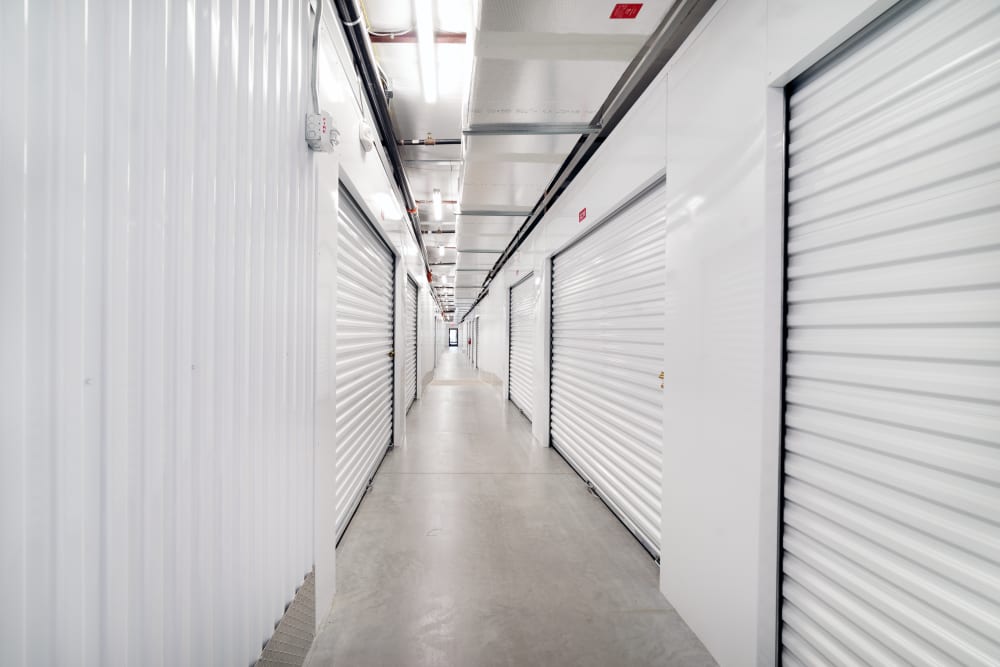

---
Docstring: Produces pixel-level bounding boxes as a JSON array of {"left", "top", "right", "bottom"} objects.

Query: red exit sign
[
  {"left": 610, "top": 3, "right": 642, "bottom": 19},
  {"left": 579, "top": 207, "right": 587, "bottom": 223}
]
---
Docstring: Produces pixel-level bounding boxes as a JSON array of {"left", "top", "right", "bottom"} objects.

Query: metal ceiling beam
[
  {"left": 456, "top": 249, "right": 503, "bottom": 254},
  {"left": 463, "top": 123, "right": 601, "bottom": 136},
  {"left": 460, "top": 0, "right": 718, "bottom": 322}
]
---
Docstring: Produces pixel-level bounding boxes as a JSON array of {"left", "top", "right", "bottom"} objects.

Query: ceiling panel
[
  {"left": 453, "top": 216, "right": 523, "bottom": 229},
  {"left": 478, "top": 0, "right": 673, "bottom": 34}
]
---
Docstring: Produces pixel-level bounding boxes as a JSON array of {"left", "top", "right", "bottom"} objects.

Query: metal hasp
[{"left": 459, "top": 0, "right": 717, "bottom": 323}]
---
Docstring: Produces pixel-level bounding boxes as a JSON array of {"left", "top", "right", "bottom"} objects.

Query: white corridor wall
[{"left": 0, "top": 1, "right": 316, "bottom": 665}]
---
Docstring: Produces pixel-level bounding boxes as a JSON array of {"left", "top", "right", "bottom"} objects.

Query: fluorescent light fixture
[
  {"left": 374, "top": 192, "right": 402, "bottom": 220},
  {"left": 432, "top": 188, "right": 443, "bottom": 221},
  {"left": 415, "top": 0, "right": 438, "bottom": 103}
]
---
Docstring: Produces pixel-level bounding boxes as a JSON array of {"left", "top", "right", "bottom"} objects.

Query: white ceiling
[{"left": 362, "top": 0, "right": 676, "bottom": 319}]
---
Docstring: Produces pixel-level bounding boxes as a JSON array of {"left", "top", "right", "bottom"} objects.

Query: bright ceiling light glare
[
  {"left": 432, "top": 188, "right": 443, "bottom": 221},
  {"left": 415, "top": 0, "right": 438, "bottom": 104}
]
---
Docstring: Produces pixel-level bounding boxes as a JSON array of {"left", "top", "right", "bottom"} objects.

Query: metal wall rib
[{"left": 781, "top": 0, "right": 1000, "bottom": 663}]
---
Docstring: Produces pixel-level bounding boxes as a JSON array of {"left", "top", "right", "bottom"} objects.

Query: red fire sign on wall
[
  {"left": 579, "top": 207, "right": 587, "bottom": 223},
  {"left": 610, "top": 3, "right": 643, "bottom": 19}
]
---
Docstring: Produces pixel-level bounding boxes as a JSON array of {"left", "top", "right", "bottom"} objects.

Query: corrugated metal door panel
[
  {"left": 335, "top": 189, "right": 395, "bottom": 543},
  {"left": 405, "top": 276, "right": 418, "bottom": 411},
  {"left": 781, "top": 0, "right": 1000, "bottom": 663},
  {"left": 550, "top": 182, "right": 666, "bottom": 558},
  {"left": 0, "top": 1, "right": 316, "bottom": 664},
  {"left": 509, "top": 274, "right": 537, "bottom": 420}
]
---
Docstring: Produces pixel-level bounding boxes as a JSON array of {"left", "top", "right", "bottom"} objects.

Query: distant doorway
[{"left": 448, "top": 328, "right": 458, "bottom": 347}]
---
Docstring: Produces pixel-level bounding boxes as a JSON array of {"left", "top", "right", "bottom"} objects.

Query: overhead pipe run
[
  {"left": 332, "top": 0, "right": 440, "bottom": 304},
  {"left": 460, "top": 0, "right": 717, "bottom": 322}
]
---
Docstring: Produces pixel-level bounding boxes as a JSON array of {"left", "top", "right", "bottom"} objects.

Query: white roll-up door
[
  {"left": 405, "top": 275, "right": 418, "bottom": 412},
  {"left": 335, "top": 186, "right": 395, "bottom": 542},
  {"left": 550, "top": 179, "right": 666, "bottom": 558},
  {"left": 509, "top": 273, "right": 537, "bottom": 420},
  {"left": 780, "top": 0, "right": 1000, "bottom": 663}
]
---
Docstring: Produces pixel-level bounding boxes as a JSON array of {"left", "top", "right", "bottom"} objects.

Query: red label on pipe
[
  {"left": 578, "top": 207, "right": 587, "bottom": 223},
  {"left": 610, "top": 3, "right": 642, "bottom": 19}
]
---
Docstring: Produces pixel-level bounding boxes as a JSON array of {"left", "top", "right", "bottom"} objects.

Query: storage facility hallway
[
  {"left": 306, "top": 350, "right": 714, "bottom": 667},
  {"left": 7, "top": 0, "right": 999, "bottom": 665}
]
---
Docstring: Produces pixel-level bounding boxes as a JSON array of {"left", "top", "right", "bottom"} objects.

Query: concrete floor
[{"left": 305, "top": 350, "right": 715, "bottom": 667}]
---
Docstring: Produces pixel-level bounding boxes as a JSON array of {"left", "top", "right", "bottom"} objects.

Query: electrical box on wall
[{"left": 305, "top": 112, "right": 340, "bottom": 152}]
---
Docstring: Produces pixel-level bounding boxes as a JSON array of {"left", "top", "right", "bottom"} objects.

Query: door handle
[{"left": 388, "top": 350, "right": 395, "bottom": 358}]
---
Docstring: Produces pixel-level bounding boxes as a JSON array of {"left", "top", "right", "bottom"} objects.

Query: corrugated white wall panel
[
  {"left": 0, "top": 2, "right": 315, "bottom": 665},
  {"left": 781, "top": 1, "right": 1000, "bottom": 663}
]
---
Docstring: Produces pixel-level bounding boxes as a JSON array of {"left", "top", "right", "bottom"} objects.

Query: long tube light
[
  {"left": 414, "top": 0, "right": 437, "bottom": 104},
  {"left": 432, "top": 188, "right": 443, "bottom": 221}
]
